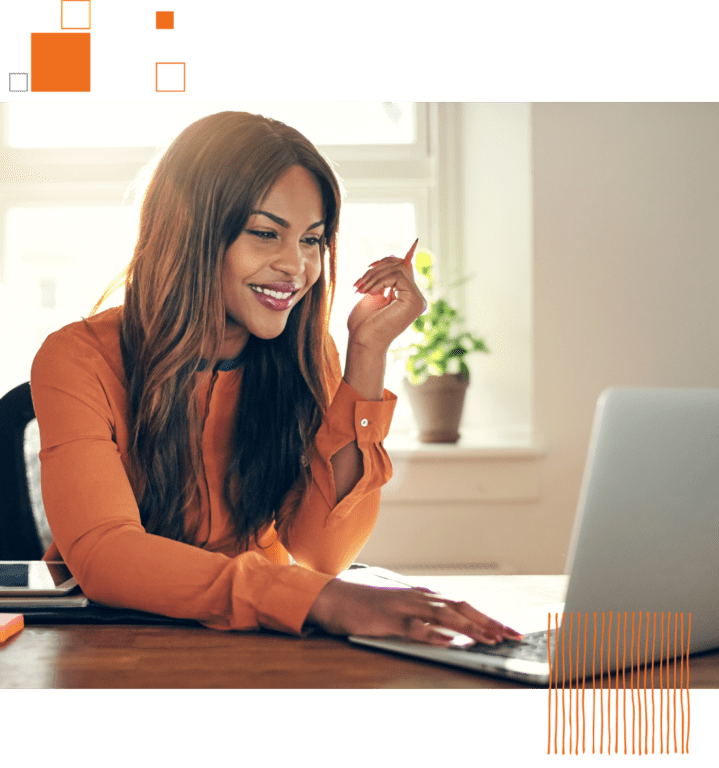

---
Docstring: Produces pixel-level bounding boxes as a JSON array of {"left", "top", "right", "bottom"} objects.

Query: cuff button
[{"left": 360, "top": 418, "right": 369, "bottom": 427}]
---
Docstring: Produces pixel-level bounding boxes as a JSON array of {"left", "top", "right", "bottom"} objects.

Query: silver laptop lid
[{"left": 559, "top": 388, "right": 719, "bottom": 676}]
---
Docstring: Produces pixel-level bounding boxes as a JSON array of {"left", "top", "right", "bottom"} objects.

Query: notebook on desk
[
  {"left": 0, "top": 586, "right": 198, "bottom": 625},
  {"left": 349, "top": 388, "right": 719, "bottom": 685}
]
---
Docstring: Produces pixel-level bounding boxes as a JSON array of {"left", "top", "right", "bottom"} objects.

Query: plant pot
[{"left": 403, "top": 374, "right": 469, "bottom": 443}]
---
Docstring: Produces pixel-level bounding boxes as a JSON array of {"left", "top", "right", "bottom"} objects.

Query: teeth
[{"left": 250, "top": 285, "right": 293, "bottom": 300}]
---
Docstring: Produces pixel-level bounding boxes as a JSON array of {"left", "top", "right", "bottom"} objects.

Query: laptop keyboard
[{"left": 465, "top": 629, "right": 554, "bottom": 662}]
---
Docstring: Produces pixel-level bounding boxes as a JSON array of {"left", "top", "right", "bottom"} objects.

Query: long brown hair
[{"left": 93, "top": 111, "right": 341, "bottom": 550}]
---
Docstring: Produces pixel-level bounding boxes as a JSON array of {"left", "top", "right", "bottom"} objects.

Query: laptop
[{"left": 349, "top": 388, "right": 719, "bottom": 685}]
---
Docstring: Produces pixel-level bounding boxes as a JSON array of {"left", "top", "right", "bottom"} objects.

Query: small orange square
[{"left": 156, "top": 11, "right": 174, "bottom": 29}]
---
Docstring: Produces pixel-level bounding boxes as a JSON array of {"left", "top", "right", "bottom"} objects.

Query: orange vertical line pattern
[
  {"left": 615, "top": 611, "right": 620, "bottom": 755},
  {"left": 623, "top": 611, "right": 627, "bottom": 755},
  {"left": 673, "top": 612, "right": 678, "bottom": 754},
  {"left": 583, "top": 612, "right": 588, "bottom": 754},
  {"left": 607, "top": 611, "right": 612, "bottom": 754},
  {"left": 637, "top": 611, "right": 642, "bottom": 755},
  {"left": 562, "top": 612, "right": 566, "bottom": 755},
  {"left": 548, "top": 612, "right": 552, "bottom": 755},
  {"left": 660, "top": 612, "right": 664, "bottom": 754},
  {"left": 568, "top": 611, "right": 573, "bottom": 754},
  {"left": 631, "top": 611, "right": 635, "bottom": 755},
  {"left": 640, "top": 613, "right": 645, "bottom": 754},
  {"left": 574, "top": 611, "right": 582, "bottom": 755},
  {"left": 651, "top": 612, "right": 656, "bottom": 754},
  {"left": 666, "top": 611, "right": 671, "bottom": 754},
  {"left": 644, "top": 611, "right": 654, "bottom": 755},
  {"left": 555, "top": 613, "right": 560, "bottom": 755},
  {"left": 680, "top": 612, "right": 684, "bottom": 754},
  {"left": 599, "top": 611, "right": 604, "bottom": 754},
  {"left": 686, "top": 613, "right": 691, "bottom": 755},
  {"left": 575, "top": 611, "right": 580, "bottom": 755},
  {"left": 592, "top": 612, "right": 597, "bottom": 754}
]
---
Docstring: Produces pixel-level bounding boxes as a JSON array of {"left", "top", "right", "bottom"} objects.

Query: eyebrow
[{"left": 250, "top": 210, "right": 325, "bottom": 230}]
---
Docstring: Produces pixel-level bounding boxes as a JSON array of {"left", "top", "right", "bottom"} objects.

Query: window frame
[{"left": 0, "top": 103, "right": 459, "bottom": 284}]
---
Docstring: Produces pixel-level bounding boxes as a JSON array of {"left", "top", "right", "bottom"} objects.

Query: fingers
[
  {"left": 307, "top": 579, "right": 522, "bottom": 649},
  {"left": 420, "top": 602, "right": 502, "bottom": 645},
  {"left": 354, "top": 265, "right": 425, "bottom": 315},
  {"left": 405, "top": 617, "right": 456, "bottom": 646},
  {"left": 354, "top": 257, "right": 407, "bottom": 296},
  {"left": 407, "top": 594, "right": 523, "bottom": 646},
  {"left": 445, "top": 598, "right": 524, "bottom": 642}
]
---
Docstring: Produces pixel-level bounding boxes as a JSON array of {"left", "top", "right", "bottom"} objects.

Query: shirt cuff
[
  {"left": 253, "top": 565, "right": 336, "bottom": 635},
  {"left": 315, "top": 379, "right": 397, "bottom": 458}
]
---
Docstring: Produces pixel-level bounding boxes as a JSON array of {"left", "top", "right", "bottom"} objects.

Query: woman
[{"left": 31, "top": 111, "right": 520, "bottom": 646}]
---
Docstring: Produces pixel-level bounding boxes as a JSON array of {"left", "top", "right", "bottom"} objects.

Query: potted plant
[{"left": 394, "top": 249, "right": 489, "bottom": 443}]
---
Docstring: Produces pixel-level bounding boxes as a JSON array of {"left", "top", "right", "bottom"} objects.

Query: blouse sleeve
[
  {"left": 277, "top": 337, "right": 397, "bottom": 574},
  {"left": 31, "top": 326, "right": 337, "bottom": 636}
]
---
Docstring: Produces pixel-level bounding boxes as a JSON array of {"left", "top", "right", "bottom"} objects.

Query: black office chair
[{"left": 0, "top": 382, "right": 52, "bottom": 559}]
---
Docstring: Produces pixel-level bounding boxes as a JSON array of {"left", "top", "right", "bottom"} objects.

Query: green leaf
[{"left": 392, "top": 250, "right": 490, "bottom": 373}]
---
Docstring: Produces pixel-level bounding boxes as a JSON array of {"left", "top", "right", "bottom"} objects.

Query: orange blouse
[{"left": 31, "top": 307, "right": 396, "bottom": 634}]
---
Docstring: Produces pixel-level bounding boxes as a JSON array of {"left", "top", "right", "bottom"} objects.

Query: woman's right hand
[{"left": 304, "top": 578, "right": 523, "bottom": 646}]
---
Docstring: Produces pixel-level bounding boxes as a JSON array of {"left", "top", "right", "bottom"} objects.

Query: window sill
[
  {"left": 383, "top": 429, "right": 543, "bottom": 460},
  {"left": 381, "top": 429, "right": 543, "bottom": 504}
]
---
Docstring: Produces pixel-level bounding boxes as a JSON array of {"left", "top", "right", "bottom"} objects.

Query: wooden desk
[{"left": 2, "top": 575, "right": 718, "bottom": 689}]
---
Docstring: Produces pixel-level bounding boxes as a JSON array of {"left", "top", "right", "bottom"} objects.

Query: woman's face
[{"left": 220, "top": 165, "right": 325, "bottom": 358}]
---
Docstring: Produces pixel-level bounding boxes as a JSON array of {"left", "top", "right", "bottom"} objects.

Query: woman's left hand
[{"left": 347, "top": 256, "right": 427, "bottom": 354}]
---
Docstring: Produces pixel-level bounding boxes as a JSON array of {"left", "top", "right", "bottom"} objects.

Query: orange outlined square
[
  {"left": 31, "top": 33, "right": 91, "bottom": 92},
  {"left": 155, "top": 61, "right": 187, "bottom": 93},
  {"left": 156, "top": 11, "right": 174, "bottom": 29},
  {"left": 60, "top": 0, "right": 92, "bottom": 32}
]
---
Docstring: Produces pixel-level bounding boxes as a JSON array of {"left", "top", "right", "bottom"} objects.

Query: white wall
[{"left": 531, "top": 102, "right": 719, "bottom": 572}]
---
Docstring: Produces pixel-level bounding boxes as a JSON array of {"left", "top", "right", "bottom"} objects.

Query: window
[{"left": 0, "top": 102, "right": 443, "bottom": 434}]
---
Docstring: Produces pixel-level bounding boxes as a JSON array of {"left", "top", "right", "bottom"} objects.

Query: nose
[{"left": 271, "top": 239, "right": 305, "bottom": 276}]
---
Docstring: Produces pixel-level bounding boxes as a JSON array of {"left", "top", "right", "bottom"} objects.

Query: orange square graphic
[
  {"left": 155, "top": 61, "right": 187, "bottom": 93},
  {"left": 156, "top": 11, "right": 174, "bottom": 29},
  {"left": 60, "top": 0, "right": 92, "bottom": 31},
  {"left": 31, "top": 33, "right": 90, "bottom": 92}
]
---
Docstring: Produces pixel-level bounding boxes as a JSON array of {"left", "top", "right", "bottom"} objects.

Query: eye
[
  {"left": 246, "top": 230, "right": 277, "bottom": 240},
  {"left": 302, "top": 235, "right": 323, "bottom": 247}
]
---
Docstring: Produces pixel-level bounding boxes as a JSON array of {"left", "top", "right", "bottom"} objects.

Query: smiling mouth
[{"left": 248, "top": 284, "right": 299, "bottom": 300}]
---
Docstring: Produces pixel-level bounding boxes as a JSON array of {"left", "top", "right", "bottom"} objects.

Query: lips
[
  {"left": 251, "top": 293, "right": 293, "bottom": 312},
  {"left": 248, "top": 282, "right": 300, "bottom": 312}
]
